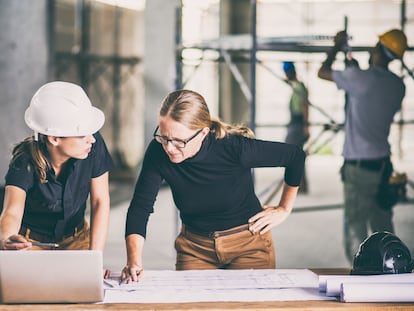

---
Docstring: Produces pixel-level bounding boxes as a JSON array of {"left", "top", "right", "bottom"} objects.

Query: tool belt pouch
[{"left": 377, "top": 166, "right": 407, "bottom": 210}]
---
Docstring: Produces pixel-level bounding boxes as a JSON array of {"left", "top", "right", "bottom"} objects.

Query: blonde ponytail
[{"left": 210, "top": 118, "right": 255, "bottom": 139}]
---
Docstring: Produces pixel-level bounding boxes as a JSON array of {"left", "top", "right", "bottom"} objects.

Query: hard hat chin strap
[
  {"left": 379, "top": 43, "right": 398, "bottom": 61},
  {"left": 34, "top": 131, "right": 39, "bottom": 141}
]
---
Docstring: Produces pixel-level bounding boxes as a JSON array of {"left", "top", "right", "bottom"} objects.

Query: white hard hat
[{"left": 25, "top": 81, "right": 105, "bottom": 139}]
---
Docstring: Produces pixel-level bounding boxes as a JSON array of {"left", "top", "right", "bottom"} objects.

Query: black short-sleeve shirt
[{"left": 5, "top": 132, "right": 114, "bottom": 240}]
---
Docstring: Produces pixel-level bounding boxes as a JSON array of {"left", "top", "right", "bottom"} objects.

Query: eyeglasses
[{"left": 153, "top": 126, "right": 203, "bottom": 149}]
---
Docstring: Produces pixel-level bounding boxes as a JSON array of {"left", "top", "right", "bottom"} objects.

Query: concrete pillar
[
  {"left": 143, "top": 0, "right": 179, "bottom": 145},
  {"left": 0, "top": 0, "right": 50, "bottom": 186},
  {"left": 86, "top": 3, "right": 145, "bottom": 170},
  {"left": 219, "top": 0, "right": 251, "bottom": 125}
]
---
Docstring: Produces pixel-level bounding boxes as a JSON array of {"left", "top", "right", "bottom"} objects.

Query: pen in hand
[
  {"left": 119, "top": 275, "right": 131, "bottom": 285},
  {"left": 31, "top": 242, "right": 60, "bottom": 248},
  {"left": 6, "top": 241, "right": 59, "bottom": 248},
  {"left": 119, "top": 268, "right": 142, "bottom": 285}
]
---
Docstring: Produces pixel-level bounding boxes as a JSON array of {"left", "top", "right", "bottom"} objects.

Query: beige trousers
[
  {"left": 175, "top": 224, "right": 276, "bottom": 270},
  {"left": 23, "top": 220, "right": 90, "bottom": 250}
]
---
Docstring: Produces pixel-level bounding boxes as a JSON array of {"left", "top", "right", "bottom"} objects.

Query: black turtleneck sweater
[{"left": 125, "top": 133, "right": 305, "bottom": 238}]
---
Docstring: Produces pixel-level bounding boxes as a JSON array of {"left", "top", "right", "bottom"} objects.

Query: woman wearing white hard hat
[{"left": 0, "top": 82, "right": 113, "bottom": 260}]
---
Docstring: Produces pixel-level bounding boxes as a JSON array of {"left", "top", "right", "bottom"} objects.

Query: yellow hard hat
[{"left": 378, "top": 29, "right": 408, "bottom": 59}]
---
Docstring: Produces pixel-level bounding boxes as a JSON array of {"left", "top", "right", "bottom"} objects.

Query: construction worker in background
[
  {"left": 283, "top": 61, "right": 310, "bottom": 193},
  {"left": 318, "top": 29, "right": 408, "bottom": 264}
]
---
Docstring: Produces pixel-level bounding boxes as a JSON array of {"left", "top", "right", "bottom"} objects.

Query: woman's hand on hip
[{"left": 248, "top": 205, "right": 292, "bottom": 234}]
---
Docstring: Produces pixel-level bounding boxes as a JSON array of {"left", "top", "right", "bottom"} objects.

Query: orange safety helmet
[{"left": 378, "top": 29, "right": 408, "bottom": 60}]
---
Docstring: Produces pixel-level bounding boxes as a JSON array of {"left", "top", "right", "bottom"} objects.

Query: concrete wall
[
  {"left": 0, "top": 0, "right": 50, "bottom": 186},
  {"left": 0, "top": 0, "right": 178, "bottom": 179},
  {"left": 53, "top": 1, "right": 145, "bottom": 171},
  {"left": 87, "top": 3, "right": 145, "bottom": 169}
]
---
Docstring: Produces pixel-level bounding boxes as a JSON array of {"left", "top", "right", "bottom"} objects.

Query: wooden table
[
  {"left": 1, "top": 269, "right": 413, "bottom": 310},
  {"left": 1, "top": 301, "right": 414, "bottom": 310}
]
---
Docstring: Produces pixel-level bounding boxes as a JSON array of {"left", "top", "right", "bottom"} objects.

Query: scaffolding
[
  {"left": 176, "top": 1, "right": 413, "bottom": 128},
  {"left": 175, "top": 0, "right": 414, "bottom": 207}
]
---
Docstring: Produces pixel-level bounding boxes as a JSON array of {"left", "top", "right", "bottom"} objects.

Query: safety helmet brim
[{"left": 24, "top": 105, "right": 104, "bottom": 137}]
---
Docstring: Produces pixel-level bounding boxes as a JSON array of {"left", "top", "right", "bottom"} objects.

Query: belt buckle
[
  {"left": 209, "top": 225, "right": 249, "bottom": 239},
  {"left": 62, "top": 221, "right": 84, "bottom": 240}
]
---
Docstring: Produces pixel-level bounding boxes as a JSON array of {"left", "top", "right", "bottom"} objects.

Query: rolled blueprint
[
  {"left": 319, "top": 273, "right": 414, "bottom": 296},
  {"left": 340, "top": 282, "right": 414, "bottom": 302}
]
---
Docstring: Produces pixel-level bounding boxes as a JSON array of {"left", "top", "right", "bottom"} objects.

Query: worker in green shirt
[{"left": 283, "top": 61, "right": 309, "bottom": 193}]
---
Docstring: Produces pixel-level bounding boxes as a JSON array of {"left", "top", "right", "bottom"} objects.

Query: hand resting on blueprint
[
  {"left": 119, "top": 233, "right": 145, "bottom": 284},
  {"left": 120, "top": 264, "right": 143, "bottom": 284}
]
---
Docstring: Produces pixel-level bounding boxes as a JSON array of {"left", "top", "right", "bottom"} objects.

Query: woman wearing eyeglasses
[{"left": 121, "top": 89, "right": 306, "bottom": 282}]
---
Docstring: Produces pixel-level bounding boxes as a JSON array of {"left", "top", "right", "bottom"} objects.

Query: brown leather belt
[
  {"left": 19, "top": 221, "right": 85, "bottom": 243},
  {"left": 185, "top": 224, "right": 250, "bottom": 239}
]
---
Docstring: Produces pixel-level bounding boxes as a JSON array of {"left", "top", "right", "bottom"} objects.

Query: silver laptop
[{"left": 0, "top": 250, "right": 104, "bottom": 303}]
